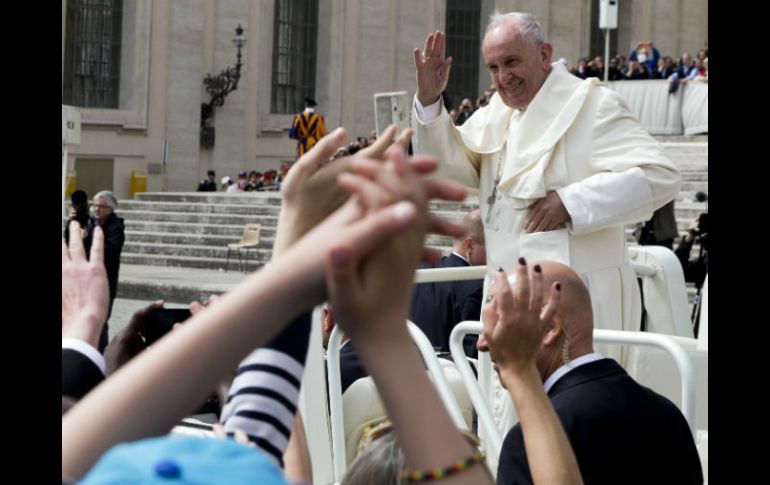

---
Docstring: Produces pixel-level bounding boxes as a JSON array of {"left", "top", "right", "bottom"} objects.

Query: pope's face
[{"left": 482, "top": 24, "right": 553, "bottom": 110}]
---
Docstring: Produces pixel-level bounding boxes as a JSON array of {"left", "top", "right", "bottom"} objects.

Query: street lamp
[{"left": 200, "top": 24, "right": 247, "bottom": 148}]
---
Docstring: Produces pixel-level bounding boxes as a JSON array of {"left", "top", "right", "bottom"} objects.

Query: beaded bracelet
[{"left": 399, "top": 451, "right": 485, "bottom": 482}]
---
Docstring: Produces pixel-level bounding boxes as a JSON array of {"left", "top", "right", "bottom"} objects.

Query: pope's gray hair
[{"left": 486, "top": 12, "right": 545, "bottom": 47}]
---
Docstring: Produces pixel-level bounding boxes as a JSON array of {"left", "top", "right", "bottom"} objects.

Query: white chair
[
  {"left": 625, "top": 247, "right": 708, "bottom": 430},
  {"left": 225, "top": 223, "right": 261, "bottom": 273},
  {"left": 326, "top": 321, "right": 474, "bottom": 483}
]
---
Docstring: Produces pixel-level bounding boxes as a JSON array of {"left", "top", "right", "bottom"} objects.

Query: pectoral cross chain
[{"left": 485, "top": 185, "right": 498, "bottom": 224}]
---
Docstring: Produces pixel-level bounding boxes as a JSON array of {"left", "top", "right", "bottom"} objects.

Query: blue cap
[{"left": 79, "top": 436, "right": 288, "bottom": 484}]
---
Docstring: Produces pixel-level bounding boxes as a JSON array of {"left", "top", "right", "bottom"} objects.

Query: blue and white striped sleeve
[{"left": 219, "top": 312, "right": 311, "bottom": 468}]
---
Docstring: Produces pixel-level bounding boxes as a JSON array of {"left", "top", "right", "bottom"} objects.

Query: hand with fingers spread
[
  {"left": 481, "top": 259, "right": 561, "bottom": 378},
  {"left": 338, "top": 150, "right": 467, "bottom": 262},
  {"left": 273, "top": 124, "right": 414, "bottom": 257},
  {"left": 414, "top": 30, "right": 453, "bottom": 106},
  {"left": 523, "top": 191, "right": 571, "bottom": 234},
  {"left": 62, "top": 221, "right": 109, "bottom": 348}
]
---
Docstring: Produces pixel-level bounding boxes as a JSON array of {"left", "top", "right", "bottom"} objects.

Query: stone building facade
[{"left": 62, "top": 0, "right": 707, "bottom": 199}]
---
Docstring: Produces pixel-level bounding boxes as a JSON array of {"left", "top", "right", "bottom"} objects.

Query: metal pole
[
  {"left": 62, "top": 145, "right": 68, "bottom": 219},
  {"left": 604, "top": 28, "right": 610, "bottom": 82}
]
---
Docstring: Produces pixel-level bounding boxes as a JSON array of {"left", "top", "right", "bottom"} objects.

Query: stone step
[
  {"left": 123, "top": 220, "right": 276, "bottom": 238},
  {"left": 121, "top": 253, "right": 261, "bottom": 272},
  {"left": 680, "top": 181, "right": 708, "bottom": 192},
  {"left": 119, "top": 210, "right": 278, "bottom": 226},
  {"left": 126, "top": 231, "right": 262, "bottom": 247},
  {"left": 679, "top": 172, "right": 708, "bottom": 182},
  {"left": 123, "top": 241, "right": 273, "bottom": 261},
  {"left": 120, "top": 200, "right": 282, "bottom": 216},
  {"left": 135, "top": 192, "right": 284, "bottom": 206}
]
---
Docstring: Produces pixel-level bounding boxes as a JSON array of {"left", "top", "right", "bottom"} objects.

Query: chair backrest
[
  {"left": 697, "top": 275, "right": 708, "bottom": 351},
  {"left": 628, "top": 245, "right": 693, "bottom": 337},
  {"left": 240, "top": 224, "right": 261, "bottom": 245},
  {"left": 327, "top": 322, "right": 472, "bottom": 482}
]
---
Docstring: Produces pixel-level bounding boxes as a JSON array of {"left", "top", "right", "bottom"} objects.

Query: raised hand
[
  {"left": 414, "top": 30, "right": 453, "bottom": 106},
  {"left": 273, "top": 125, "right": 415, "bottom": 257},
  {"left": 481, "top": 261, "right": 561, "bottom": 377},
  {"left": 62, "top": 222, "right": 109, "bottom": 348}
]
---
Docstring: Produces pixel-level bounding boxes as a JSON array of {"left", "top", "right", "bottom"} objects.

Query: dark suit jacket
[
  {"left": 409, "top": 253, "right": 483, "bottom": 358},
  {"left": 62, "top": 348, "right": 105, "bottom": 400},
  {"left": 340, "top": 341, "right": 369, "bottom": 394},
  {"left": 497, "top": 359, "right": 702, "bottom": 485}
]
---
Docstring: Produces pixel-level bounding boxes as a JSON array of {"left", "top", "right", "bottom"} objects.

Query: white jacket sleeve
[
  {"left": 412, "top": 96, "right": 482, "bottom": 193},
  {"left": 558, "top": 89, "right": 681, "bottom": 236}
]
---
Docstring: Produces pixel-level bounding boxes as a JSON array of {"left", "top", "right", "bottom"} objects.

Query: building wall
[{"left": 63, "top": 0, "right": 707, "bottom": 200}]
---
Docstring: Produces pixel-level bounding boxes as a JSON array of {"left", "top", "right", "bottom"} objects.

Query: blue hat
[{"left": 79, "top": 436, "right": 288, "bottom": 484}]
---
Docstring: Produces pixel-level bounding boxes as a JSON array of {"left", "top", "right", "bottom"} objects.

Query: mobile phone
[{"left": 140, "top": 308, "right": 192, "bottom": 345}]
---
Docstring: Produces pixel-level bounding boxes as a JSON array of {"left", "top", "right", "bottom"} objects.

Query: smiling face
[{"left": 482, "top": 23, "right": 553, "bottom": 110}]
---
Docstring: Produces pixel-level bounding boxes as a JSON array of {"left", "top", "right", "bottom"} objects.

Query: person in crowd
[
  {"left": 222, "top": 176, "right": 237, "bottom": 192},
  {"left": 409, "top": 208, "right": 487, "bottom": 358},
  {"left": 480, "top": 260, "right": 703, "bottom": 485},
  {"left": 246, "top": 171, "right": 264, "bottom": 191},
  {"left": 82, "top": 191, "right": 125, "bottom": 352},
  {"left": 675, "top": 209, "right": 708, "bottom": 333},
  {"left": 197, "top": 170, "right": 217, "bottom": 191},
  {"left": 411, "top": 11, "right": 680, "bottom": 350},
  {"left": 289, "top": 98, "right": 327, "bottom": 159}
]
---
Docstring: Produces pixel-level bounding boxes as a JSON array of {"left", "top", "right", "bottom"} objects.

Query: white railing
[
  {"left": 326, "top": 319, "right": 472, "bottom": 483},
  {"left": 450, "top": 323, "right": 698, "bottom": 439}
]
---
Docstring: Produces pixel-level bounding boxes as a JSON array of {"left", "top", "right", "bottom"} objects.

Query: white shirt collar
[
  {"left": 451, "top": 251, "right": 469, "bottom": 264},
  {"left": 543, "top": 352, "right": 604, "bottom": 393}
]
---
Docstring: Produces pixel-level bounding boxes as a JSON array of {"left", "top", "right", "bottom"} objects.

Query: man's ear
[
  {"left": 540, "top": 42, "right": 553, "bottom": 69},
  {"left": 463, "top": 236, "right": 474, "bottom": 255},
  {"left": 322, "top": 309, "right": 334, "bottom": 335},
  {"left": 541, "top": 313, "right": 563, "bottom": 347}
]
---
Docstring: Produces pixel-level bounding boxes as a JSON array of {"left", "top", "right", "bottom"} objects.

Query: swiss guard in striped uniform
[{"left": 289, "top": 98, "right": 327, "bottom": 159}]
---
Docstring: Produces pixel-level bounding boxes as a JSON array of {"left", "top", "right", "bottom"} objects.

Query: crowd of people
[
  {"left": 198, "top": 165, "right": 291, "bottom": 193},
  {"left": 568, "top": 41, "right": 708, "bottom": 84},
  {"left": 447, "top": 40, "right": 707, "bottom": 126},
  {"left": 63, "top": 11, "right": 705, "bottom": 485}
]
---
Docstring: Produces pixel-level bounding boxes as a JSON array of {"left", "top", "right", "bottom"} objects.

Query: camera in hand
[
  {"left": 71, "top": 190, "right": 91, "bottom": 229},
  {"left": 140, "top": 308, "right": 192, "bottom": 345}
]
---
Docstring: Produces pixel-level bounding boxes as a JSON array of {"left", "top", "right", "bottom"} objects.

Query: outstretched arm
[
  {"left": 62, "top": 147, "right": 466, "bottom": 481},
  {"left": 327, "top": 150, "right": 489, "bottom": 483}
]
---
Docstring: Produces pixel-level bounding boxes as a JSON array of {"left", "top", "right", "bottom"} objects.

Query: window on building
[
  {"left": 444, "top": 0, "right": 480, "bottom": 110},
  {"left": 63, "top": 0, "right": 123, "bottom": 109},
  {"left": 271, "top": 0, "right": 319, "bottom": 114}
]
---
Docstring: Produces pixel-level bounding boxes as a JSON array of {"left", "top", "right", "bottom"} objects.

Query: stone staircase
[{"left": 63, "top": 137, "right": 706, "bottom": 294}]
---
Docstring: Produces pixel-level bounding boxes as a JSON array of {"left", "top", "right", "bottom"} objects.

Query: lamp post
[{"left": 200, "top": 24, "right": 247, "bottom": 148}]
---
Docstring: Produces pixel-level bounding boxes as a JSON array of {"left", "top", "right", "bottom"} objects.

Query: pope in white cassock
[{"left": 411, "top": 12, "right": 681, "bottom": 351}]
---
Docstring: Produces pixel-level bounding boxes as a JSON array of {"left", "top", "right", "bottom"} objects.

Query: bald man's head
[
  {"left": 533, "top": 261, "right": 592, "bottom": 325},
  {"left": 528, "top": 261, "right": 594, "bottom": 378},
  {"left": 477, "top": 260, "right": 595, "bottom": 382}
]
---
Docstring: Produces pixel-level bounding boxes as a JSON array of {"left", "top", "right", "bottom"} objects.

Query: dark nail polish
[
  {"left": 556, "top": 282, "right": 561, "bottom": 291},
  {"left": 496, "top": 266, "right": 504, "bottom": 272},
  {"left": 534, "top": 264, "right": 542, "bottom": 273},
  {"left": 518, "top": 257, "right": 526, "bottom": 266}
]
